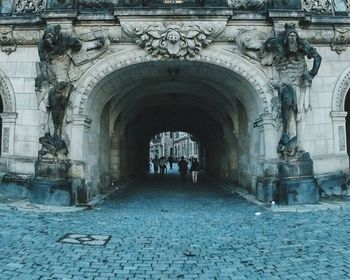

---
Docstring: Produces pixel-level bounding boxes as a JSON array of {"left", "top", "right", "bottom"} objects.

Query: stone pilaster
[
  {"left": 0, "top": 112, "right": 17, "bottom": 156},
  {"left": 331, "top": 111, "right": 348, "bottom": 154}
]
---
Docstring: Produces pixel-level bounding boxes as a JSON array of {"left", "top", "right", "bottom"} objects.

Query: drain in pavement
[{"left": 57, "top": 233, "right": 111, "bottom": 245}]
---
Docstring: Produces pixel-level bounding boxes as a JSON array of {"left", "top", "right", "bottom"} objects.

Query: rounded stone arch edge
[
  {"left": 332, "top": 65, "right": 350, "bottom": 112},
  {"left": 0, "top": 68, "right": 16, "bottom": 113},
  {"left": 72, "top": 50, "right": 273, "bottom": 116}
]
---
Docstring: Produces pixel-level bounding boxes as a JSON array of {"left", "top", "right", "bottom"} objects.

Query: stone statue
[
  {"left": 35, "top": 24, "right": 82, "bottom": 164},
  {"left": 263, "top": 23, "right": 322, "bottom": 157}
]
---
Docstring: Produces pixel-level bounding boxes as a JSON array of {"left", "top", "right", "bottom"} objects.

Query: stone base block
[
  {"left": 256, "top": 177, "right": 277, "bottom": 203},
  {"left": 278, "top": 177, "right": 319, "bottom": 205},
  {"left": 35, "top": 159, "right": 71, "bottom": 179},
  {"left": 316, "top": 172, "right": 347, "bottom": 197},
  {"left": 29, "top": 178, "right": 74, "bottom": 206}
]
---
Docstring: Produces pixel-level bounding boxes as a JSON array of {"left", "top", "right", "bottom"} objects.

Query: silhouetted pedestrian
[
  {"left": 152, "top": 155, "right": 159, "bottom": 174},
  {"left": 178, "top": 156, "right": 188, "bottom": 183},
  {"left": 190, "top": 158, "right": 200, "bottom": 183}
]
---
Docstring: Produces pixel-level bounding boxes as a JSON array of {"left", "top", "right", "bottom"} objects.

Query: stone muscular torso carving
[{"left": 263, "top": 24, "right": 322, "bottom": 157}]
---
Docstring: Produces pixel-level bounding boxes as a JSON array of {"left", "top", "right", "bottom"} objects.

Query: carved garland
[
  {"left": 75, "top": 53, "right": 270, "bottom": 114},
  {"left": 122, "top": 23, "right": 225, "bottom": 60}
]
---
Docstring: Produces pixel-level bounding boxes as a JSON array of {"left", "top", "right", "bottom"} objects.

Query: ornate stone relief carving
[
  {"left": 2, "top": 127, "right": 9, "bottom": 154},
  {"left": 227, "top": 0, "right": 264, "bottom": 9},
  {"left": 331, "top": 28, "right": 349, "bottom": 54},
  {"left": 123, "top": 23, "right": 225, "bottom": 59},
  {"left": 15, "top": 0, "right": 47, "bottom": 13},
  {"left": 302, "top": 0, "right": 333, "bottom": 14},
  {"left": 0, "top": 76, "right": 15, "bottom": 112},
  {"left": 0, "top": 30, "right": 17, "bottom": 54}
]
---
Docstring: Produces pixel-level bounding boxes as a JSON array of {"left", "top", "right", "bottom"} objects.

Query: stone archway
[
  {"left": 69, "top": 48, "right": 274, "bottom": 195},
  {"left": 331, "top": 66, "right": 350, "bottom": 156}
]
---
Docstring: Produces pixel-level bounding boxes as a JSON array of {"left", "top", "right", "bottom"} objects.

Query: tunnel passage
[{"left": 79, "top": 60, "right": 265, "bottom": 192}]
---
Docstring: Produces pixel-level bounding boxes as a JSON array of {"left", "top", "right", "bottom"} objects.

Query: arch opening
[{"left": 71, "top": 60, "right": 267, "bottom": 192}]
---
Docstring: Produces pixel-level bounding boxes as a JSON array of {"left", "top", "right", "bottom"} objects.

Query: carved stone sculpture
[
  {"left": 302, "top": 0, "right": 332, "bottom": 14},
  {"left": 123, "top": 23, "right": 225, "bottom": 59},
  {"left": 262, "top": 24, "right": 322, "bottom": 157},
  {"left": 36, "top": 25, "right": 82, "bottom": 163},
  {"left": 236, "top": 29, "right": 268, "bottom": 61},
  {"left": 15, "top": 0, "right": 47, "bottom": 13},
  {"left": 0, "top": 30, "right": 17, "bottom": 54}
]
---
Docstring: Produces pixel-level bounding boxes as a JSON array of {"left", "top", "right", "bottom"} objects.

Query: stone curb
[
  {"left": 0, "top": 183, "right": 127, "bottom": 213},
  {"left": 219, "top": 183, "right": 350, "bottom": 212}
]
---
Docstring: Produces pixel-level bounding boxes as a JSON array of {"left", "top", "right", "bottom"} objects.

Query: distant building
[{"left": 150, "top": 132, "right": 199, "bottom": 159}]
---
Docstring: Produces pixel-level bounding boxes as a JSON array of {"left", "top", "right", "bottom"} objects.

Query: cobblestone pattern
[{"left": 1, "top": 176, "right": 350, "bottom": 279}]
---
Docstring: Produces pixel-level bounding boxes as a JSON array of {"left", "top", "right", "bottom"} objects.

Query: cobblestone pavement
[{"left": 1, "top": 174, "right": 350, "bottom": 280}]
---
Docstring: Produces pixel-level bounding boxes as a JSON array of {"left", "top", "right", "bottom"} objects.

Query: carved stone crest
[{"left": 123, "top": 23, "right": 225, "bottom": 59}]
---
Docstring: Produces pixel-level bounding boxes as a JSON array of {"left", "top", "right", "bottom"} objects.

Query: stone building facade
[
  {"left": 0, "top": 0, "right": 349, "bottom": 205},
  {"left": 150, "top": 131, "right": 199, "bottom": 159}
]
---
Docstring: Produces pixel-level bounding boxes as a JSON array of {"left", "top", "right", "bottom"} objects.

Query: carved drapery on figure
[
  {"left": 262, "top": 24, "right": 322, "bottom": 158},
  {"left": 123, "top": 23, "right": 225, "bottom": 60}
]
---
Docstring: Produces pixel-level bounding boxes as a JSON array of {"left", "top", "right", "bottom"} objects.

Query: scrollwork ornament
[{"left": 123, "top": 23, "right": 225, "bottom": 60}]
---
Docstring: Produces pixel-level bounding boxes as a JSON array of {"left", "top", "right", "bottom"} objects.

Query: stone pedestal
[
  {"left": 33, "top": 153, "right": 74, "bottom": 206},
  {"left": 30, "top": 178, "right": 73, "bottom": 206},
  {"left": 35, "top": 158, "right": 71, "bottom": 179},
  {"left": 277, "top": 152, "right": 319, "bottom": 205}
]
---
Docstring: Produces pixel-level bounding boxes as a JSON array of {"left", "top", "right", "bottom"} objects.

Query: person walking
[
  {"left": 168, "top": 155, "right": 174, "bottom": 170},
  {"left": 178, "top": 156, "right": 188, "bottom": 183},
  {"left": 160, "top": 156, "right": 167, "bottom": 176},
  {"left": 152, "top": 155, "right": 160, "bottom": 174},
  {"left": 190, "top": 158, "right": 200, "bottom": 183}
]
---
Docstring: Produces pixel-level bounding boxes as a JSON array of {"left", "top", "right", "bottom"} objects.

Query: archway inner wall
[{"left": 69, "top": 49, "right": 274, "bottom": 195}]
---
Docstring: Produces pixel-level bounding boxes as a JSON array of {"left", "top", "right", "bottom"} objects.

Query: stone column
[
  {"left": 331, "top": 111, "right": 348, "bottom": 154},
  {"left": 0, "top": 112, "right": 17, "bottom": 156}
]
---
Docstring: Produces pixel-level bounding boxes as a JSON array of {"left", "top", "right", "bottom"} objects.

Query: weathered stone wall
[{"left": 0, "top": 3, "right": 349, "bottom": 203}]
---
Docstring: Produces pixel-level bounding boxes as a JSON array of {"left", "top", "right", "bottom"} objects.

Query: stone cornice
[{"left": 114, "top": 8, "right": 233, "bottom": 17}]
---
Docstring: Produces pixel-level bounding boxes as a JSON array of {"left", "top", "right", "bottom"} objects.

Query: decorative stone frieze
[
  {"left": 123, "top": 23, "right": 225, "bottom": 60},
  {"left": 15, "top": 0, "right": 47, "bottom": 13},
  {"left": 302, "top": 0, "right": 333, "bottom": 14}
]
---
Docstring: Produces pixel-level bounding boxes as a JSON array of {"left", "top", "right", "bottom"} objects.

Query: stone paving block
[{"left": 2, "top": 181, "right": 350, "bottom": 279}]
